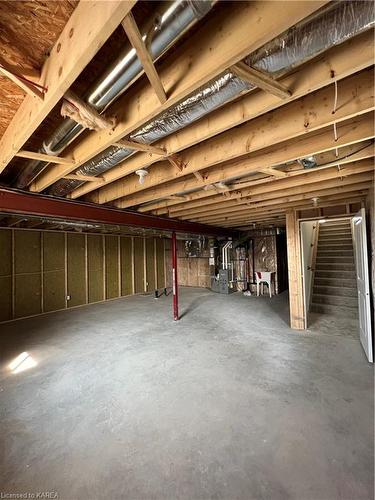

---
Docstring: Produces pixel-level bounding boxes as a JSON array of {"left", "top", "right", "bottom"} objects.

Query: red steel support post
[{"left": 172, "top": 231, "right": 179, "bottom": 321}]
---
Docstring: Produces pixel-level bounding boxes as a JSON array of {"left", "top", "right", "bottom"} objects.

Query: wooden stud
[
  {"left": 114, "top": 138, "right": 166, "bottom": 156},
  {"left": 0, "top": 56, "right": 44, "bottom": 100},
  {"left": 231, "top": 62, "right": 291, "bottom": 99},
  {"left": 16, "top": 150, "right": 75, "bottom": 165},
  {"left": 122, "top": 12, "right": 167, "bottom": 104}
]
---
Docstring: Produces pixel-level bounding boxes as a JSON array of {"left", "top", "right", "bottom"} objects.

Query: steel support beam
[
  {"left": 172, "top": 231, "right": 179, "bottom": 321},
  {"left": 0, "top": 189, "right": 233, "bottom": 237}
]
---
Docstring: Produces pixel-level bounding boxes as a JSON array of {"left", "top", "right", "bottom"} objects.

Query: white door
[{"left": 352, "top": 209, "right": 373, "bottom": 362}]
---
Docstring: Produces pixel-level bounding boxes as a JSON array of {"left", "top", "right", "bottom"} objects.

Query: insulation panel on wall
[
  {"left": 105, "top": 235, "right": 119, "bottom": 299},
  {"left": 120, "top": 237, "right": 133, "bottom": 296},
  {"left": 67, "top": 233, "right": 86, "bottom": 308},
  {"left": 87, "top": 234, "right": 104, "bottom": 304},
  {"left": 14, "top": 231, "right": 41, "bottom": 318},
  {"left": 133, "top": 238, "right": 144, "bottom": 293},
  {"left": 0, "top": 229, "right": 12, "bottom": 321},
  {"left": 145, "top": 238, "right": 156, "bottom": 292},
  {"left": 43, "top": 232, "right": 66, "bottom": 312}
]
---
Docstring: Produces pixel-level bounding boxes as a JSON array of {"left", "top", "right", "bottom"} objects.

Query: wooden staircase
[{"left": 310, "top": 220, "right": 358, "bottom": 319}]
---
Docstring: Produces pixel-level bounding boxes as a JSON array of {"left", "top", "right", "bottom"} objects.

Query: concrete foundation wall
[{"left": 0, "top": 228, "right": 167, "bottom": 323}]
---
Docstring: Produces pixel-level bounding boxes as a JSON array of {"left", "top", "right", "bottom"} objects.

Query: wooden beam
[
  {"left": 231, "top": 62, "right": 291, "bottom": 99},
  {"left": 15, "top": 150, "right": 75, "bottom": 166},
  {"left": 64, "top": 28, "right": 374, "bottom": 201},
  {"left": 0, "top": 56, "right": 44, "bottom": 100},
  {"left": 114, "top": 139, "right": 166, "bottom": 156},
  {"left": 159, "top": 144, "right": 375, "bottom": 215},
  {"left": 0, "top": 0, "right": 137, "bottom": 173},
  {"left": 187, "top": 180, "right": 373, "bottom": 222},
  {"left": 193, "top": 193, "right": 366, "bottom": 226},
  {"left": 32, "top": 1, "right": 327, "bottom": 192},
  {"left": 115, "top": 113, "right": 374, "bottom": 208},
  {"left": 121, "top": 12, "right": 167, "bottom": 104},
  {"left": 114, "top": 116, "right": 374, "bottom": 210},
  {"left": 91, "top": 70, "right": 374, "bottom": 205},
  {"left": 171, "top": 173, "right": 374, "bottom": 219}
]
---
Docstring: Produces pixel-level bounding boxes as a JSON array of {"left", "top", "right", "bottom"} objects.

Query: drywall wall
[{"left": 0, "top": 228, "right": 167, "bottom": 323}]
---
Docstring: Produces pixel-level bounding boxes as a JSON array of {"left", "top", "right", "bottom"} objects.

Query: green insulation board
[
  {"left": 87, "top": 234, "right": 104, "bottom": 304},
  {"left": 105, "top": 235, "right": 119, "bottom": 300},
  {"left": 120, "top": 237, "right": 132, "bottom": 296},
  {"left": 0, "top": 276, "right": 12, "bottom": 321},
  {"left": 0, "top": 230, "right": 12, "bottom": 321},
  {"left": 133, "top": 237, "right": 145, "bottom": 293},
  {"left": 156, "top": 238, "right": 165, "bottom": 289},
  {"left": 15, "top": 230, "right": 41, "bottom": 274},
  {"left": 145, "top": 238, "right": 155, "bottom": 291},
  {"left": 15, "top": 274, "right": 42, "bottom": 319},
  {"left": 0, "top": 229, "right": 11, "bottom": 277},
  {"left": 43, "top": 232, "right": 66, "bottom": 312},
  {"left": 67, "top": 233, "right": 86, "bottom": 308},
  {"left": 14, "top": 231, "right": 41, "bottom": 318}
]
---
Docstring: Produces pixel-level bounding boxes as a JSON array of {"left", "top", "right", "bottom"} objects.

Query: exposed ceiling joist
[
  {"left": 0, "top": 0, "right": 137, "bottom": 174},
  {"left": 30, "top": 1, "right": 327, "bottom": 192},
  {"left": 166, "top": 172, "right": 374, "bottom": 219},
  {"left": 138, "top": 140, "right": 374, "bottom": 213},
  {"left": 63, "top": 29, "right": 374, "bottom": 200},
  {"left": 121, "top": 12, "right": 167, "bottom": 104}
]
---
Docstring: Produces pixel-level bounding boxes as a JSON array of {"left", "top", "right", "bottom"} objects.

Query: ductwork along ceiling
[{"left": 9, "top": 0, "right": 375, "bottom": 201}]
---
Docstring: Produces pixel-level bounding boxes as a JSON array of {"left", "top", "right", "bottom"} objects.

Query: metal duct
[
  {"left": 48, "top": 0, "right": 374, "bottom": 198},
  {"left": 15, "top": 0, "right": 215, "bottom": 188},
  {"left": 20, "top": 1, "right": 375, "bottom": 196}
]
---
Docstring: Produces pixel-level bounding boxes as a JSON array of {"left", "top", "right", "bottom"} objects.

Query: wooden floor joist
[
  {"left": 84, "top": 69, "right": 374, "bottom": 205},
  {"left": 29, "top": 0, "right": 327, "bottom": 193},
  {"left": 63, "top": 29, "right": 374, "bottom": 200}
]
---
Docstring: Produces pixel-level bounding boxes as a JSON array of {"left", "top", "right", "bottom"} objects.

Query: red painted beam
[
  {"left": 0, "top": 188, "right": 234, "bottom": 237},
  {"left": 172, "top": 231, "right": 179, "bottom": 321}
]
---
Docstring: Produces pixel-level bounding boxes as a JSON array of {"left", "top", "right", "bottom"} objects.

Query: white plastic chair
[{"left": 255, "top": 271, "right": 273, "bottom": 297}]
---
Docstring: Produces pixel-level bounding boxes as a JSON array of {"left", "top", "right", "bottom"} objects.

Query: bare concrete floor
[{"left": 0, "top": 288, "right": 373, "bottom": 500}]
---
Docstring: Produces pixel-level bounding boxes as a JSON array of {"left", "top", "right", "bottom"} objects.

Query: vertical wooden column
[{"left": 286, "top": 210, "right": 305, "bottom": 330}]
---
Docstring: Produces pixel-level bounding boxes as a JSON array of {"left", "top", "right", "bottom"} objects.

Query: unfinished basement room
[{"left": 0, "top": 1, "right": 374, "bottom": 499}]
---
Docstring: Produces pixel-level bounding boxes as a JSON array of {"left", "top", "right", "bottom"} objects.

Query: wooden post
[{"left": 286, "top": 210, "right": 305, "bottom": 330}]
